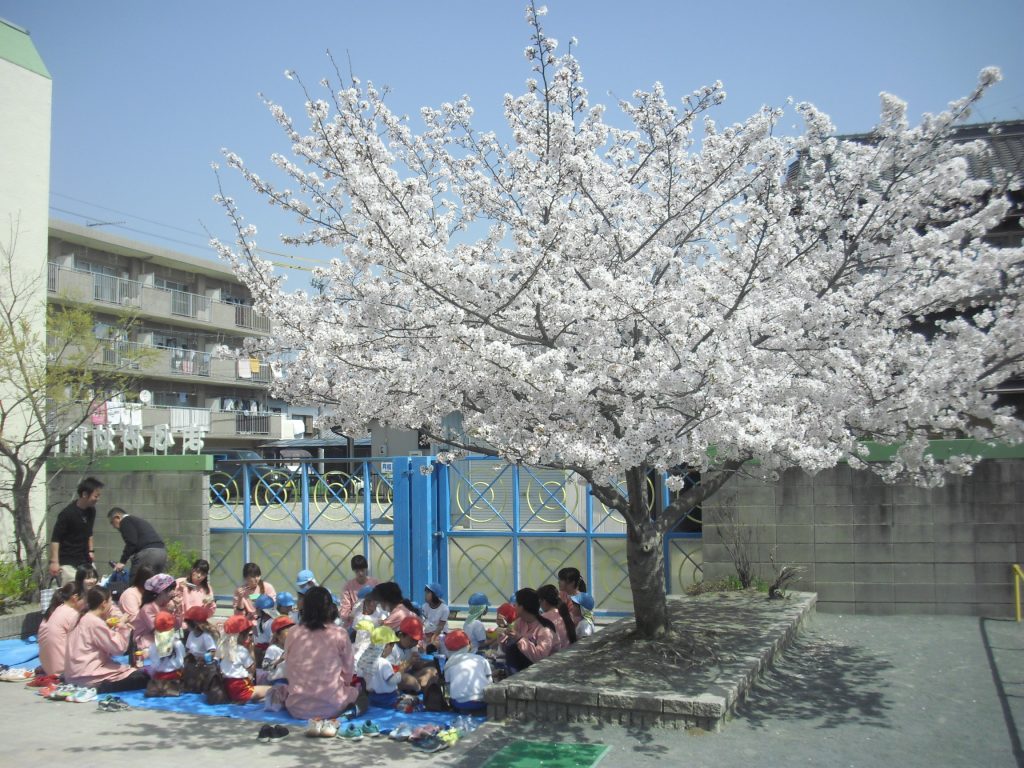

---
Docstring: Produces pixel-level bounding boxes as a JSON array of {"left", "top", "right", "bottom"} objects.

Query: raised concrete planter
[
  {"left": 486, "top": 590, "right": 817, "bottom": 731},
  {"left": 0, "top": 605, "right": 43, "bottom": 640}
]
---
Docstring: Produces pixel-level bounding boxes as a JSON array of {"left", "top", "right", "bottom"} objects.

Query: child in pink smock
[
  {"left": 132, "top": 573, "right": 181, "bottom": 654},
  {"left": 338, "top": 554, "right": 379, "bottom": 627},
  {"left": 37, "top": 584, "right": 80, "bottom": 676},
  {"left": 64, "top": 587, "right": 149, "bottom": 693},
  {"left": 232, "top": 562, "right": 276, "bottom": 621}
]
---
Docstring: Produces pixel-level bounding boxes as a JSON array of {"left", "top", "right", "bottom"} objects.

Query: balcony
[
  {"left": 139, "top": 405, "right": 285, "bottom": 440},
  {"left": 47, "top": 264, "right": 271, "bottom": 334}
]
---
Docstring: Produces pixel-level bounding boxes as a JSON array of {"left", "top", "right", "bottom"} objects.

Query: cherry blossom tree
[{"left": 216, "top": 3, "right": 1023, "bottom": 638}]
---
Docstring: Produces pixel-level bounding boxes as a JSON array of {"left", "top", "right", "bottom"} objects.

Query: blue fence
[{"left": 208, "top": 456, "right": 702, "bottom": 615}]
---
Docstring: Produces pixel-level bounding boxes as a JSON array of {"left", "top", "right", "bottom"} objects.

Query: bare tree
[{"left": 0, "top": 220, "right": 148, "bottom": 579}]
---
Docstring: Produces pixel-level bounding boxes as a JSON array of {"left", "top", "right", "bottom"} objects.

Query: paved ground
[{"left": 1, "top": 612, "right": 1020, "bottom": 767}]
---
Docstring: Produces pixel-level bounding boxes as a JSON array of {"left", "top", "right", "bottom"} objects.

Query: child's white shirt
[
  {"left": 366, "top": 655, "right": 401, "bottom": 694},
  {"left": 148, "top": 639, "right": 185, "bottom": 673},
  {"left": 253, "top": 613, "right": 273, "bottom": 645},
  {"left": 351, "top": 602, "right": 386, "bottom": 627},
  {"left": 219, "top": 645, "right": 254, "bottom": 679},
  {"left": 185, "top": 630, "right": 216, "bottom": 658},
  {"left": 262, "top": 643, "right": 286, "bottom": 680},
  {"left": 421, "top": 601, "right": 449, "bottom": 634},
  {"left": 463, "top": 618, "right": 488, "bottom": 652},
  {"left": 444, "top": 651, "right": 491, "bottom": 702},
  {"left": 387, "top": 643, "right": 417, "bottom": 666}
]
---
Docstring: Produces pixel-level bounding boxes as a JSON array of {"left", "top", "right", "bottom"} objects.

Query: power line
[
  {"left": 48, "top": 205, "right": 317, "bottom": 272},
  {"left": 49, "top": 192, "right": 337, "bottom": 265}
]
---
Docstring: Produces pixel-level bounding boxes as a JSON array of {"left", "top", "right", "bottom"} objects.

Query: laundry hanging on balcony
[
  {"left": 249, "top": 357, "right": 261, "bottom": 374},
  {"left": 237, "top": 360, "right": 251, "bottom": 379}
]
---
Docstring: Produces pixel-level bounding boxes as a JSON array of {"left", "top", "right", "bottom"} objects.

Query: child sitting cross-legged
[
  {"left": 443, "top": 629, "right": 491, "bottom": 713},
  {"left": 217, "top": 615, "right": 270, "bottom": 703},
  {"left": 390, "top": 616, "right": 439, "bottom": 694},
  {"left": 363, "top": 626, "right": 403, "bottom": 708},
  {"left": 146, "top": 610, "right": 185, "bottom": 697}
]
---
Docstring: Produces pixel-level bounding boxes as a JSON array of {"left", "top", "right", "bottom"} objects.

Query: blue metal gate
[{"left": 208, "top": 455, "right": 702, "bottom": 615}]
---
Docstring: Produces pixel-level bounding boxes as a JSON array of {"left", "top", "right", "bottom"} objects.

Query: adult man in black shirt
[
  {"left": 108, "top": 507, "right": 168, "bottom": 574},
  {"left": 49, "top": 477, "right": 104, "bottom": 583}
]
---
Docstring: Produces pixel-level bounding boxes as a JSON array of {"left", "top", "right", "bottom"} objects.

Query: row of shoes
[
  {"left": 305, "top": 718, "right": 382, "bottom": 739},
  {"left": 40, "top": 683, "right": 97, "bottom": 702},
  {"left": 256, "top": 724, "right": 289, "bottom": 743},
  {"left": 97, "top": 695, "right": 131, "bottom": 712}
]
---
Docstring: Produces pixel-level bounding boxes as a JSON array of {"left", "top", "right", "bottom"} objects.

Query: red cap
[
  {"left": 271, "top": 616, "right": 295, "bottom": 634},
  {"left": 444, "top": 629, "right": 470, "bottom": 652},
  {"left": 154, "top": 611, "right": 175, "bottom": 632},
  {"left": 398, "top": 615, "right": 423, "bottom": 641},
  {"left": 183, "top": 606, "right": 210, "bottom": 623},
  {"left": 497, "top": 603, "right": 517, "bottom": 623},
  {"left": 223, "top": 615, "right": 252, "bottom": 634}
]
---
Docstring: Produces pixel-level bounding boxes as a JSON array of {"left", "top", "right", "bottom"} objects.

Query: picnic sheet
[
  {"left": 8, "top": 638, "right": 483, "bottom": 732},
  {"left": 116, "top": 689, "right": 482, "bottom": 732},
  {"left": 0, "top": 638, "right": 40, "bottom": 668}
]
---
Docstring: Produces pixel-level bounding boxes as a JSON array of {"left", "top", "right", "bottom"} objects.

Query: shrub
[
  {"left": 165, "top": 541, "right": 201, "bottom": 578},
  {"left": 0, "top": 561, "right": 35, "bottom": 614}
]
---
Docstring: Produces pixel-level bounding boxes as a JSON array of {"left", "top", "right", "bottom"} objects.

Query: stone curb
[{"left": 486, "top": 590, "right": 817, "bottom": 731}]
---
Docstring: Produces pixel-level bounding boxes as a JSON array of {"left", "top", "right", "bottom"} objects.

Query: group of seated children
[{"left": 34, "top": 556, "right": 598, "bottom": 722}]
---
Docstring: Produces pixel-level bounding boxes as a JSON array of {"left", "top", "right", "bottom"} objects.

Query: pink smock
[
  {"left": 37, "top": 603, "right": 80, "bottom": 676},
  {"left": 64, "top": 612, "right": 134, "bottom": 687},
  {"left": 283, "top": 624, "right": 358, "bottom": 719}
]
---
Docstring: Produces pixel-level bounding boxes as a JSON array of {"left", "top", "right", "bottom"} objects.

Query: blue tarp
[
  {"left": 4, "top": 638, "right": 483, "bottom": 733},
  {"left": 0, "top": 637, "right": 40, "bottom": 668},
  {"left": 117, "top": 689, "right": 481, "bottom": 732}
]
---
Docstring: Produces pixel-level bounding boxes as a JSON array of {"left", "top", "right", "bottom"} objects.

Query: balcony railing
[
  {"left": 167, "top": 347, "right": 211, "bottom": 377},
  {"left": 101, "top": 339, "right": 143, "bottom": 370},
  {"left": 234, "top": 304, "right": 272, "bottom": 333},
  {"left": 47, "top": 264, "right": 271, "bottom": 332}
]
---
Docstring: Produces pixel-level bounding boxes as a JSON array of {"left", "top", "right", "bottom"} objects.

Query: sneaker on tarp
[
  {"left": 320, "top": 719, "right": 339, "bottom": 738},
  {"left": 388, "top": 723, "right": 414, "bottom": 741},
  {"left": 305, "top": 719, "right": 324, "bottom": 737},
  {"left": 361, "top": 720, "right": 381, "bottom": 738},
  {"left": 338, "top": 723, "right": 363, "bottom": 741}
]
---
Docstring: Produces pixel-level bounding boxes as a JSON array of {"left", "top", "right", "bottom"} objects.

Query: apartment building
[{"left": 46, "top": 219, "right": 315, "bottom": 449}]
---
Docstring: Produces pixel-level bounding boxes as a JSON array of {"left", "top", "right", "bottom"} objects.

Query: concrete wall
[
  {"left": 47, "top": 456, "right": 210, "bottom": 575},
  {"left": 702, "top": 459, "right": 1023, "bottom": 617}
]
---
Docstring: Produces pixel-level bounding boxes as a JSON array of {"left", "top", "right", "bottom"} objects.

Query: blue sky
[{"left": 3, "top": 0, "right": 1022, "bottom": 275}]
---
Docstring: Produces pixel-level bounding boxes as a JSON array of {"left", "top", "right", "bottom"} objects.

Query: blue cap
[
  {"left": 357, "top": 584, "right": 374, "bottom": 599},
  {"left": 296, "top": 569, "right": 317, "bottom": 592},
  {"left": 571, "top": 592, "right": 595, "bottom": 611},
  {"left": 425, "top": 582, "right": 444, "bottom": 601},
  {"left": 468, "top": 592, "right": 489, "bottom": 606},
  {"left": 253, "top": 594, "right": 275, "bottom": 610},
  {"left": 275, "top": 591, "right": 296, "bottom": 608}
]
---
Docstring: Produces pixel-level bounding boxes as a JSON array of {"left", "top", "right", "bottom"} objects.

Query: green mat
[{"left": 481, "top": 740, "right": 610, "bottom": 768}]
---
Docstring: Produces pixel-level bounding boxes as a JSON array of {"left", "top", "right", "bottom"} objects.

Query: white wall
[{"left": 0, "top": 24, "right": 52, "bottom": 560}]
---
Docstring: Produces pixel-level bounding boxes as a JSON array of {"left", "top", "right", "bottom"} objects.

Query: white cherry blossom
[{"left": 215, "top": 6, "right": 1023, "bottom": 637}]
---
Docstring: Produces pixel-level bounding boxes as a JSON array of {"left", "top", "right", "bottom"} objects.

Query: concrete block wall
[
  {"left": 702, "top": 459, "right": 1023, "bottom": 617},
  {"left": 47, "top": 458, "right": 209, "bottom": 577}
]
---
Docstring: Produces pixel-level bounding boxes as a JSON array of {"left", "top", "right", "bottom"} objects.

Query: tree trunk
[
  {"left": 12, "top": 485, "right": 42, "bottom": 579},
  {"left": 624, "top": 467, "right": 671, "bottom": 638},
  {"left": 626, "top": 515, "right": 670, "bottom": 638}
]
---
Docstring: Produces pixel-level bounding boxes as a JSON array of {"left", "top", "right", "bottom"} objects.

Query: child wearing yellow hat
[{"left": 364, "top": 626, "right": 402, "bottom": 708}]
